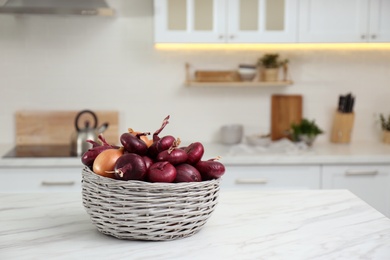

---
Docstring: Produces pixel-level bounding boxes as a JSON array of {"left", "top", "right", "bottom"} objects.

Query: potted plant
[
  {"left": 257, "top": 53, "right": 288, "bottom": 82},
  {"left": 290, "top": 118, "right": 324, "bottom": 146},
  {"left": 379, "top": 113, "right": 390, "bottom": 144}
]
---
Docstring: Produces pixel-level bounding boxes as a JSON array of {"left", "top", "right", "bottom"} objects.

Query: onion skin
[
  {"left": 114, "top": 153, "right": 147, "bottom": 181},
  {"left": 156, "top": 148, "right": 188, "bottom": 165},
  {"left": 195, "top": 159, "right": 225, "bottom": 180},
  {"left": 93, "top": 148, "right": 124, "bottom": 179},
  {"left": 147, "top": 161, "right": 177, "bottom": 183},
  {"left": 120, "top": 132, "right": 148, "bottom": 155},
  {"left": 184, "top": 142, "right": 204, "bottom": 165},
  {"left": 152, "top": 115, "right": 170, "bottom": 142},
  {"left": 174, "top": 164, "right": 201, "bottom": 182}
]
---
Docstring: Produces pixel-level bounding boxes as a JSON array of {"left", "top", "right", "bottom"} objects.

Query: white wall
[{"left": 1, "top": 0, "right": 389, "bottom": 145}]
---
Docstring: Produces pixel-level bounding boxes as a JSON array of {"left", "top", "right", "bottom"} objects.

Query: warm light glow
[{"left": 155, "top": 43, "right": 390, "bottom": 51}]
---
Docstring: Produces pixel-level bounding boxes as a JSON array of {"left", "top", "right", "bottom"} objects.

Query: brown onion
[{"left": 93, "top": 148, "right": 124, "bottom": 178}]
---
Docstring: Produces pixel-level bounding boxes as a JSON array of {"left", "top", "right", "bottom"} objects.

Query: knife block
[{"left": 330, "top": 111, "right": 355, "bottom": 143}]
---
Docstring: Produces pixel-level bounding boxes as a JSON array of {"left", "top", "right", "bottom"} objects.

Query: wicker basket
[{"left": 81, "top": 167, "right": 220, "bottom": 241}]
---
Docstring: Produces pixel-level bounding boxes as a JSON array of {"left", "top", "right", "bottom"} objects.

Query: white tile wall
[{"left": 0, "top": 1, "right": 389, "bottom": 145}]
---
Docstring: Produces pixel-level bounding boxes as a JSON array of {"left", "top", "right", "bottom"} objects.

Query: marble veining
[{"left": 1, "top": 190, "right": 390, "bottom": 259}]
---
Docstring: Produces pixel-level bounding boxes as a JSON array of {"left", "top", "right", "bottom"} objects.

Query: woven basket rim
[{"left": 82, "top": 166, "right": 221, "bottom": 188}]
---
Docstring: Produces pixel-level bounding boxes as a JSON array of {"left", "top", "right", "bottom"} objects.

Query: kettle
[{"left": 70, "top": 110, "right": 109, "bottom": 157}]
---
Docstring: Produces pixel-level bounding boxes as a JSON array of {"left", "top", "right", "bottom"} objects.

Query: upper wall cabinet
[
  {"left": 299, "top": 0, "right": 390, "bottom": 43},
  {"left": 227, "top": 0, "right": 298, "bottom": 43},
  {"left": 154, "top": 0, "right": 298, "bottom": 43},
  {"left": 370, "top": 0, "right": 390, "bottom": 42}
]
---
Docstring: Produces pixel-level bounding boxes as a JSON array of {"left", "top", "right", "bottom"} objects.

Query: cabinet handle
[
  {"left": 371, "top": 34, "right": 377, "bottom": 39},
  {"left": 41, "top": 181, "right": 76, "bottom": 186},
  {"left": 235, "top": 178, "right": 268, "bottom": 184},
  {"left": 218, "top": 35, "right": 224, "bottom": 40},
  {"left": 361, "top": 34, "right": 366, "bottom": 39},
  {"left": 345, "top": 170, "right": 378, "bottom": 176},
  {"left": 229, "top": 35, "right": 235, "bottom": 39}
]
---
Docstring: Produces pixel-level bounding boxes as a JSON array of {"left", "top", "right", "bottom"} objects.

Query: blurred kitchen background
[{"left": 1, "top": 0, "right": 389, "bottom": 145}]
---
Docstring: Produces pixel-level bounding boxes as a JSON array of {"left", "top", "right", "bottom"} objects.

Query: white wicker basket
[{"left": 82, "top": 167, "right": 220, "bottom": 241}]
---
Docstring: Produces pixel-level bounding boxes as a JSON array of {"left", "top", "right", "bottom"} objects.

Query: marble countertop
[
  {"left": 0, "top": 140, "right": 390, "bottom": 167},
  {"left": 1, "top": 190, "right": 390, "bottom": 259}
]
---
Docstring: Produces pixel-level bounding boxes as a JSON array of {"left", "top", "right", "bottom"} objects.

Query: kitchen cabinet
[
  {"left": 226, "top": 0, "right": 298, "bottom": 43},
  {"left": 154, "top": 0, "right": 298, "bottom": 43},
  {"left": 322, "top": 164, "right": 390, "bottom": 217},
  {"left": 299, "top": 0, "right": 390, "bottom": 43},
  {"left": 0, "top": 167, "right": 82, "bottom": 193},
  {"left": 221, "top": 165, "right": 321, "bottom": 190}
]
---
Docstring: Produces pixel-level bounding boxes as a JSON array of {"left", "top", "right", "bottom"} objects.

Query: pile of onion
[{"left": 81, "top": 115, "right": 225, "bottom": 183}]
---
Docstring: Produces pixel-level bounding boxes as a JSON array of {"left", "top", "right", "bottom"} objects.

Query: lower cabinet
[
  {"left": 322, "top": 164, "right": 390, "bottom": 218},
  {"left": 221, "top": 165, "right": 321, "bottom": 190},
  {"left": 0, "top": 167, "right": 82, "bottom": 193}
]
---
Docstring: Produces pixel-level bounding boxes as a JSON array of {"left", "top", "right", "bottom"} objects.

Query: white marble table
[{"left": 1, "top": 190, "right": 390, "bottom": 259}]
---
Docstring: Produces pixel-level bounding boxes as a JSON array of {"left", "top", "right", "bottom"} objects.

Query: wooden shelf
[
  {"left": 185, "top": 80, "right": 294, "bottom": 87},
  {"left": 184, "top": 63, "right": 293, "bottom": 88}
]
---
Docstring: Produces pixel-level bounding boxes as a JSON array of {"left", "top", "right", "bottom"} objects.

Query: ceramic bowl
[
  {"left": 238, "top": 65, "right": 257, "bottom": 81},
  {"left": 245, "top": 134, "right": 271, "bottom": 147},
  {"left": 220, "top": 124, "right": 244, "bottom": 145}
]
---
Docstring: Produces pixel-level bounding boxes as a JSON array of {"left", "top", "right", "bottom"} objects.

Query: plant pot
[
  {"left": 261, "top": 68, "right": 279, "bottom": 82},
  {"left": 298, "top": 134, "right": 317, "bottom": 147},
  {"left": 383, "top": 130, "right": 390, "bottom": 144}
]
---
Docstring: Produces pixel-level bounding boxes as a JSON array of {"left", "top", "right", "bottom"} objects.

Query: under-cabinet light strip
[{"left": 155, "top": 43, "right": 390, "bottom": 50}]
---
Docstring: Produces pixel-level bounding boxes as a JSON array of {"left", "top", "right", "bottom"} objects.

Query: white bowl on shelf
[{"left": 238, "top": 64, "right": 257, "bottom": 81}]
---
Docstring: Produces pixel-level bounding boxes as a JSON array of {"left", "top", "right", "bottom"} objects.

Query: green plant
[
  {"left": 379, "top": 113, "right": 390, "bottom": 131},
  {"left": 258, "top": 53, "right": 288, "bottom": 69},
  {"left": 290, "top": 118, "right": 324, "bottom": 142}
]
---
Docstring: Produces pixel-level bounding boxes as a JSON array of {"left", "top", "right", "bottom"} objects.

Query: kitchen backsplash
[{"left": 0, "top": 0, "right": 389, "bottom": 145}]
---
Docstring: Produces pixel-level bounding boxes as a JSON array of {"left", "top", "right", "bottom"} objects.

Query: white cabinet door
[
  {"left": 154, "top": 0, "right": 298, "bottom": 43},
  {"left": 227, "top": 0, "right": 298, "bottom": 43},
  {"left": 0, "top": 167, "right": 82, "bottom": 193},
  {"left": 369, "top": 0, "right": 390, "bottom": 42},
  {"left": 299, "top": 0, "right": 369, "bottom": 42},
  {"left": 322, "top": 165, "right": 390, "bottom": 217},
  {"left": 154, "top": 0, "right": 226, "bottom": 43},
  {"left": 221, "top": 165, "right": 321, "bottom": 190}
]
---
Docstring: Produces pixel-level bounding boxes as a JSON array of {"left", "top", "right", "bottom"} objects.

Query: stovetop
[{"left": 3, "top": 145, "right": 77, "bottom": 158}]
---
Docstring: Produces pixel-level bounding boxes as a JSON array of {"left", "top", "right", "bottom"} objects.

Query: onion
[
  {"left": 156, "top": 138, "right": 187, "bottom": 165},
  {"left": 81, "top": 145, "right": 113, "bottom": 167},
  {"left": 92, "top": 148, "right": 124, "bottom": 178},
  {"left": 147, "top": 161, "right": 177, "bottom": 183},
  {"left": 184, "top": 142, "right": 204, "bottom": 165},
  {"left": 174, "top": 163, "right": 201, "bottom": 182},
  {"left": 195, "top": 157, "right": 225, "bottom": 180},
  {"left": 114, "top": 153, "right": 147, "bottom": 181},
  {"left": 148, "top": 135, "right": 176, "bottom": 159},
  {"left": 120, "top": 132, "right": 148, "bottom": 155},
  {"left": 128, "top": 128, "right": 153, "bottom": 147},
  {"left": 142, "top": 155, "right": 154, "bottom": 170},
  {"left": 157, "top": 148, "right": 188, "bottom": 165},
  {"left": 81, "top": 134, "right": 118, "bottom": 167}
]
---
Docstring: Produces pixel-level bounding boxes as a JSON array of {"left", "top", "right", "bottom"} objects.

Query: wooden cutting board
[
  {"left": 271, "top": 95, "right": 303, "bottom": 141},
  {"left": 15, "top": 110, "right": 119, "bottom": 146}
]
